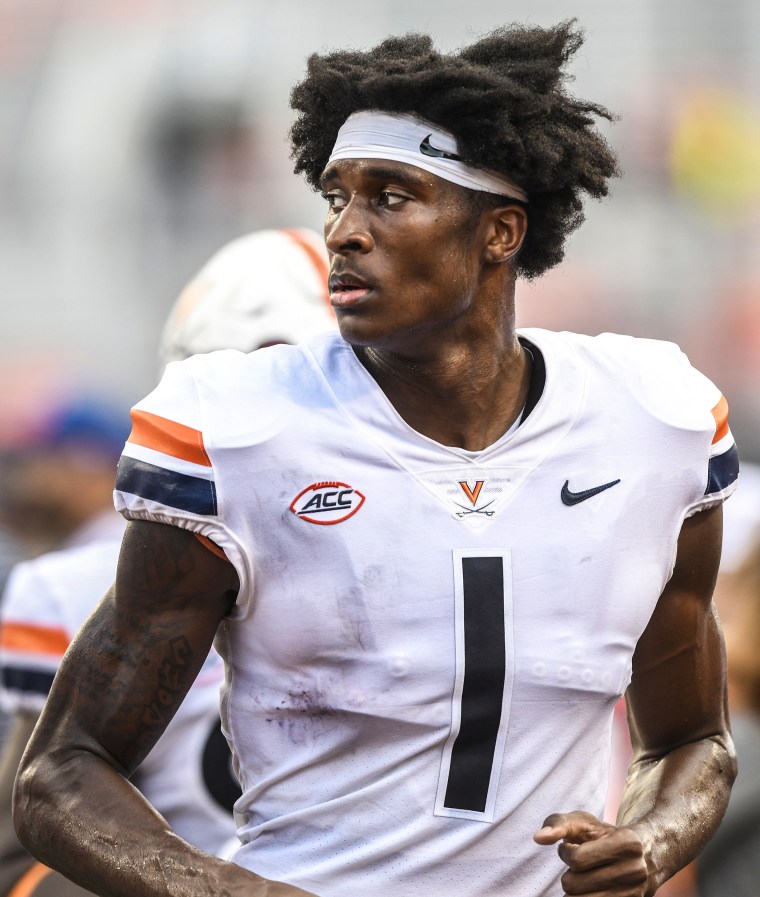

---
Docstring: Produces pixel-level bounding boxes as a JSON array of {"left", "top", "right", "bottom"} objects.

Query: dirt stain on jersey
[{"left": 265, "top": 684, "right": 345, "bottom": 746}]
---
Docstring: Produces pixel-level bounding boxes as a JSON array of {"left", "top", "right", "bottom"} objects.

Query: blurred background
[
  {"left": 0, "top": 0, "right": 759, "bottom": 453},
  {"left": 1, "top": 6, "right": 760, "bottom": 891}
]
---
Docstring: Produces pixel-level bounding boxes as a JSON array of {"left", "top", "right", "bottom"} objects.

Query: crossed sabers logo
[{"left": 455, "top": 480, "right": 495, "bottom": 517}]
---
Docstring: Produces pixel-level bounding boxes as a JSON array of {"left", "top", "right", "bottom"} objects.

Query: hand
[{"left": 533, "top": 811, "right": 651, "bottom": 896}]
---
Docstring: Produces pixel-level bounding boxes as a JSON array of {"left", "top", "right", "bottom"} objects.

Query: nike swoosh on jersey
[
  {"left": 419, "top": 134, "right": 463, "bottom": 162},
  {"left": 561, "top": 478, "right": 621, "bottom": 506}
]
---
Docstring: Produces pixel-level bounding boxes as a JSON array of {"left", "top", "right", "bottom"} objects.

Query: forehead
[{"left": 319, "top": 158, "right": 443, "bottom": 191}]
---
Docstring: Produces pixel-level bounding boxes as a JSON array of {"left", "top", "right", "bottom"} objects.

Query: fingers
[
  {"left": 559, "top": 849, "right": 648, "bottom": 895},
  {"left": 534, "top": 812, "right": 649, "bottom": 895},
  {"left": 533, "top": 811, "right": 609, "bottom": 845}
]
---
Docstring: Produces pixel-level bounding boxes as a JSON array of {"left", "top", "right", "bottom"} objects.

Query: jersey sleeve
[
  {"left": 0, "top": 561, "right": 70, "bottom": 713},
  {"left": 701, "top": 393, "right": 739, "bottom": 507},
  {"left": 682, "top": 372, "right": 739, "bottom": 516},
  {"left": 642, "top": 339, "right": 739, "bottom": 515},
  {"left": 114, "top": 360, "right": 219, "bottom": 530},
  {"left": 114, "top": 357, "right": 253, "bottom": 614},
  {"left": 587, "top": 333, "right": 739, "bottom": 517}
]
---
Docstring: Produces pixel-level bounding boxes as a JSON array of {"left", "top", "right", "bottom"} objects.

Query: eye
[
  {"left": 378, "top": 191, "right": 408, "bottom": 208},
  {"left": 321, "top": 192, "right": 347, "bottom": 211}
]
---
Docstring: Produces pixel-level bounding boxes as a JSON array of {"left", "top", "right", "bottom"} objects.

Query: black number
[{"left": 436, "top": 551, "right": 512, "bottom": 821}]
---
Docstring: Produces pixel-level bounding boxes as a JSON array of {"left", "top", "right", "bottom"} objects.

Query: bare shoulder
[
  {"left": 115, "top": 519, "right": 239, "bottom": 610},
  {"left": 665, "top": 503, "right": 723, "bottom": 599}
]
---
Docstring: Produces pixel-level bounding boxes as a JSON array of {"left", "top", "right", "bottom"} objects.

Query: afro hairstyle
[{"left": 289, "top": 20, "right": 620, "bottom": 279}]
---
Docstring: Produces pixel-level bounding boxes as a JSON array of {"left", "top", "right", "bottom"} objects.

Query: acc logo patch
[{"left": 290, "top": 481, "right": 365, "bottom": 525}]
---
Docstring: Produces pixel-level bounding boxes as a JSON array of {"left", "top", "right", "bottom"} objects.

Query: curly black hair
[{"left": 289, "top": 20, "right": 620, "bottom": 279}]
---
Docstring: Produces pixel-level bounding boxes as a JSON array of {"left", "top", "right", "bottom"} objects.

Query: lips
[{"left": 329, "top": 272, "right": 373, "bottom": 307}]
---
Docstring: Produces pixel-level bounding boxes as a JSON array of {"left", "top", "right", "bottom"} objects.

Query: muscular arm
[
  {"left": 13, "top": 520, "right": 316, "bottom": 897},
  {"left": 535, "top": 504, "right": 736, "bottom": 896},
  {"left": 618, "top": 503, "right": 735, "bottom": 885}
]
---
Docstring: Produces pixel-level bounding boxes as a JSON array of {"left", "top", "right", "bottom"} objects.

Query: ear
[{"left": 483, "top": 205, "right": 528, "bottom": 264}]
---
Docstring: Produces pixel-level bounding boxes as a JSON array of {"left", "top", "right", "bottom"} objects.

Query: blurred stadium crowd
[{"left": 1, "top": 1, "right": 759, "bottom": 896}]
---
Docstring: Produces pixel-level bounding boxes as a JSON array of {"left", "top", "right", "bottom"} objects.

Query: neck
[{"left": 356, "top": 330, "right": 531, "bottom": 451}]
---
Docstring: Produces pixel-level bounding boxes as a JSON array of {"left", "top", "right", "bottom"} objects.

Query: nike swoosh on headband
[{"left": 419, "top": 135, "right": 463, "bottom": 162}]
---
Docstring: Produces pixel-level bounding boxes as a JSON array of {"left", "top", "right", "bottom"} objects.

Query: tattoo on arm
[
  {"left": 54, "top": 521, "right": 235, "bottom": 769},
  {"left": 142, "top": 636, "right": 193, "bottom": 728}
]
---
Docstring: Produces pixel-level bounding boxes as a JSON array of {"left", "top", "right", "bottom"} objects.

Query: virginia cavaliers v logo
[
  {"left": 455, "top": 480, "right": 495, "bottom": 517},
  {"left": 459, "top": 480, "right": 484, "bottom": 504},
  {"left": 290, "top": 482, "right": 365, "bottom": 525}
]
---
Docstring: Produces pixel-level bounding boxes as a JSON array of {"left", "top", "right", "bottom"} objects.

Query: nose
[{"left": 324, "top": 198, "right": 374, "bottom": 255}]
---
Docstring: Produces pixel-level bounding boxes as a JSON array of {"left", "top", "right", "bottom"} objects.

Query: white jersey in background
[
  {"left": 113, "top": 329, "right": 738, "bottom": 897},
  {"left": 0, "top": 539, "right": 239, "bottom": 857}
]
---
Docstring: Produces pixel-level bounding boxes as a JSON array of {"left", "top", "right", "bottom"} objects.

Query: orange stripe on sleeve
[
  {"left": 0, "top": 621, "right": 70, "bottom": 656},
  {"left": 711, "top": 395, "right": 729, "bottom": 444},
  {"left": 194, "top": 532, "right": 228, "bottom": 561},
  {"left": 128, "top": 409, "right": 211, "bottom": 467},
  {"left": 8, "top": 862, "right": 52, "bottom": 897}
]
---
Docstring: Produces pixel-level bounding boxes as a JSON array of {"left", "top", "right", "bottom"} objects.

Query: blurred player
[
  {"left": 158, "top": 227, "right": 333, "bottom": 363},
  {"left": 0, "top": 227, "right": 334, "bottom": 897},
  {"left": 0, "top": 393, "right": 129, "bottom": 560}
]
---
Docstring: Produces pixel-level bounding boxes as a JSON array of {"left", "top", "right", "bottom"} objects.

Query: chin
[{"left": 334, "top": 312, "right": 379, "bottom": 347}]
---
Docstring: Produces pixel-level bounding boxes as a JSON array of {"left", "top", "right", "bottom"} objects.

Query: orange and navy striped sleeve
[
  {"left": 0, "top": 563, "right": 71, "bottom": 706},
  {"left": 0, "top": 621, "right": 66, "bottom": 699},
  {"left": 704, "top": 394, "right": 739, "bottom": 500},
  {"left": 115, "top": 370, "right": 218, "bottom": 519}
]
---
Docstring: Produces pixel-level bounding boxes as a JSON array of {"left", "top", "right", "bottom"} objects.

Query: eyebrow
[{"left": 319, "top": 163, "right": 428, "bottom": 189}]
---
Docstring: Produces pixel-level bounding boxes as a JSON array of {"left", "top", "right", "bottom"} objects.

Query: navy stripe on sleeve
[
  {"left": 705, "top": 444, "right": 739, "bottom": 496},
  {"left": 116, "top": 456, "right": 217, "bottom": 516},
  {"left": 2, "top": 665, "right": 55, "bottom": 697}
]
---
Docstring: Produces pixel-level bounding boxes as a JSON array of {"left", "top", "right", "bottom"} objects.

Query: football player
[{"left": 14, "top": 23, "right": 738, "bottom": 897}]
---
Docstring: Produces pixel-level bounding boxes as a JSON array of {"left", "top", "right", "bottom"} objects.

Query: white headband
[{"left": 327, "top": 110, "right": 529, "bottom": 203}]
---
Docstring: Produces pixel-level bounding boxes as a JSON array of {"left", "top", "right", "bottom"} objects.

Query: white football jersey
[
  {"left": 0, "top": 539, "right": 238, "bottom": 856},
  {"left": 112, "top": 329, "right": 738, "bottom": 897}
]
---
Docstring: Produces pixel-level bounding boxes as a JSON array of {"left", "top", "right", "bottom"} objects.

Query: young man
[{"left": 14, "top": 22, "right": 738, "bottom": 897}]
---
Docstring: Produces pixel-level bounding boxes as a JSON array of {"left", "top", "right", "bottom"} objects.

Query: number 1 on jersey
[{"left": 435, "top": 550, "right": 514, "bottom": 822}]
